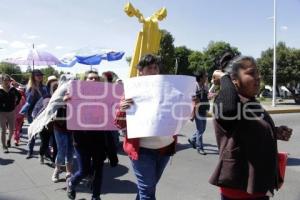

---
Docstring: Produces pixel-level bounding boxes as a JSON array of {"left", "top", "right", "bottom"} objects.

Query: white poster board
[{"left": 124, "top": 75, "right": 195, "bottom": 138}]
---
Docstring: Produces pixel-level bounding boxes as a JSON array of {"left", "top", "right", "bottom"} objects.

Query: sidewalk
[
  {"left": 261, "top": 99, "right": 300, "bottom": 114},
  {"left": 207, "top": 99, "right": 300, "bottom": 117}
]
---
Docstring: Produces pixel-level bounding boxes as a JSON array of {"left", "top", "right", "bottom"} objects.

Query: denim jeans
[
  {"left": 54, "top": 128, "right": 73, "bottom": 166},
  {"left": 27, "top": 136, "right": 36, "bottom": 155},
  {"left": 131, "top": 147, "right": 170, "bottom": 200},
  {"left": 70, "top": 146, "right": 104, "bottom": 198},
  {"left": 190, "top": 115, "right": 207, "bottom": 150}
]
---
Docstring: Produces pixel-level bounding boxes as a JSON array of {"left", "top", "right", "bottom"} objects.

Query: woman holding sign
[
  {"left": 209, "top": 54, "right": 292, "bottom": 200},
  {"left": 66, "top": 70, "right": 118, "bottom": 200},
  {"left": 115, "top": 54, "right": 177, "bottom": 200}
]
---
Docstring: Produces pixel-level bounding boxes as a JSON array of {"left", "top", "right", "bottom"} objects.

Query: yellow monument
[{"left": 124, "top": 2, "right": 167, "bottom": 77}]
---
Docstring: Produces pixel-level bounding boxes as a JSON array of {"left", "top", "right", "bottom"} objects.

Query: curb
[{"left": 265, "top": 108, "right": 300, "bottom": 114}]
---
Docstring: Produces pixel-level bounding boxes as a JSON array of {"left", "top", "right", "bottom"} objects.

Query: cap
[
  {"left": 47, "top": 75, "right": 58, "bottom": 82},
  {"left": 32, "top": 69, "right": 44, "bottom": 76}
]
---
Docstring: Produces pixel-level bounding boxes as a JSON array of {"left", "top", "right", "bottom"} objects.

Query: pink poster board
[{"left": 67, "top": 80, "right": 123, "bottom": 130}]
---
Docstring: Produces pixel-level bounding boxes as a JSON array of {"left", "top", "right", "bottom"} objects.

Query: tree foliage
[
  {"left": 158, "top": 30, "right": 176, "bottom": 74},
  {"left": 188, "top": 51, "right": 204, "bottom": 74},
  {"left": 200, "top": 41, "right": 240, "bottom": 78},
  {"left": 173, "top": 46, "right": 192, "bottom": 75},
  {"left": 0, "top": 62, "right": 22, "bottom": 82},
  {"left": 257, "top": 42, "right": 300, "bottom": 87},
  {"left": 126, "top": 56, "right": 132, "bottom": 66},
  {"left": 40, "top": 66, "right": 60, "bottom": 81}
]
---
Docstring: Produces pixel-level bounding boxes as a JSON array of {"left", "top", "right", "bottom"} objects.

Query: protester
[
  {"left": 188, "top": 70, "right": 210, "bottom": 155},
  {"left": 32, "top": 75, "right": 58, "bottom": 164},
  {"left": 209, "top": 54, "right": 293, "bottom": 200},
  {"left": 20, "top": 69, "right": 48, "bottom": 158},
  {"left": 102, "top": 71, "right": 114, "bottom": 82},
  {"left": 115, "top": 54, "right": 177, "bottom": 200},
  {"left": 13, "top": 85, "right": 26, "bottom": 146},
  {"left": 51, "top": 84, "right": 73, "bottom": 182},
  {"left": 102, "top": 71, "right": 120, "bottom": 149},
  {"left": 66, "top": 70, "right": 118, "bottom": 200},
  {"left": 0, "top": 74, "right": 21, "bottom": 153}
]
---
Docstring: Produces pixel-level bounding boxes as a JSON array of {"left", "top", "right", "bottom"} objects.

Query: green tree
[
  {"left": 0, "top": 62, "right": 22, "bottom": 82},
  {"left": 26, "top": 66, "right": 32, "bottom": 73},
  {"left": 257, "top": 42, "right": 300, "bottom": 87},
  {"left": 126, "top": 56, "right": 132, "bottom": 66},
  {"left": 174, "top": 46, "right": 193, "bottom": 75},
  {"left": 201, "top": 41, "right": 240, "bottom": 78},
  {"left": 158, "top": 30, "right": 176, "bottom": 74},
  {"left": 188, "top": 51, "right": 204, "bottom": 74},
  {"left": 40, "top": 66, "right": 60, "bottom": 83}
]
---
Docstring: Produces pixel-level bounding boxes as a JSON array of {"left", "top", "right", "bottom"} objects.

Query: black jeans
[
  {"left": 39, "top": 128, "right": 57, "bottom": 162},
  {"left": 70, "top": 146, "right": 104, "bottom": 198},
  {"left": 221, "top": 194, "right": 270, "bottom": 200}
]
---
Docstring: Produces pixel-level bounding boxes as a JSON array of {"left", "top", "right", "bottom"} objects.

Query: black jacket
[
  {"left": 72, "top": 131, "right": 118, "bottom": 166},
  {"left": 195, "top": 84, "right": 210, "bottom": 116},
  {"left": 209, "top": 75, "right": 280, "bottom": 194},
  {"left": 0, "top": 86, "right": 21, "bottom": 112}
]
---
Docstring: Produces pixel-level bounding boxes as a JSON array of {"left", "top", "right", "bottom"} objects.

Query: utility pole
[{"left": 272, "top": 0, "right": 277, "bottom": 107}]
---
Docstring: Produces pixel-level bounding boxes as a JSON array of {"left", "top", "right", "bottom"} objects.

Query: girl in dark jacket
[
  {"left": 0, "top": 74, "right": 21, "bottom": 153},
  {"left": 209, "top": 54, "right": 292, "bottom": 200},
  {"left": 32, "top": 76, "right": 58, "bottom": 164}
]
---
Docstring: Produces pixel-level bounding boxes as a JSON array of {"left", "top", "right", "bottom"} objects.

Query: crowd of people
[{"left": 0, "top": 53, "right": 293, "bottom": 200}]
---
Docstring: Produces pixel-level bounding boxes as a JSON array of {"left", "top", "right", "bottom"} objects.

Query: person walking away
[{"left": 188, "top": 70, "right": 210, "bottom": 155}]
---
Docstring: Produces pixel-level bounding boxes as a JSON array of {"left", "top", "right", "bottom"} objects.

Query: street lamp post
[{"left": 272, "top": 0, "right": 277, "bottom": 107}]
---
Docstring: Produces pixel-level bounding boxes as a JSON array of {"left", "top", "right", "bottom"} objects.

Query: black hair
[
  {"left": 219, "top": 52, "right": 235, "bottom": 70},
  {"left": 194, "top": 70, "right": 207, "bottom": 82},
  {"left": 221, "top": 55, "right": 257, "bottom": 80},
  {"left": 84, "top": 70, "right": 99, "bottom": 80},
  {"left": 137, "top": 54, "right": 161, "bottom": 70}
]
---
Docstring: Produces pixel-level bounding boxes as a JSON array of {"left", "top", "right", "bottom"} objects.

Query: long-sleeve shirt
[
  {"left": 20, "top": 85, "right": 48, "bottom": 117},
  {"left": 0, "top": 86, "right": 21, "bottom": 112},
  {"left": 210, "top": 75, "right": 280, "bottom": 195}
]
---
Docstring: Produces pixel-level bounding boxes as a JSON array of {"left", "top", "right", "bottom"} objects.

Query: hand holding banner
[{"left": 124, "top": 75, "right": 195, "bottom": 138}]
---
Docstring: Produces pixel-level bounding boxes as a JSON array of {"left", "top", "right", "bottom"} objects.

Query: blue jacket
[{"left": 20, "top": 84, "right": 48, "bottom": 121}]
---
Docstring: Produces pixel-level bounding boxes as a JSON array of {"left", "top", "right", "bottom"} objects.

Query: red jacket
[{"left": 114, "top": 103, "right": 177, "bottom": 160}]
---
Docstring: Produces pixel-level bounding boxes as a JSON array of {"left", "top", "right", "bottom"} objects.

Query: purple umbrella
[{"left": 4, "top": 44, "right": 61, "bottom": 69}]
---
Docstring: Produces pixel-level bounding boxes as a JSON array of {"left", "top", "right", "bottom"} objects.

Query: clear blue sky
[{"left": 0, "top": 0, "right": 299, "bottom": 79}]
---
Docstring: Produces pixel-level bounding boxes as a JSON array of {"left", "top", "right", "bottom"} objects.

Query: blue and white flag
[{"left": 58, "top": 51, "right": 125, "bottom": 67}]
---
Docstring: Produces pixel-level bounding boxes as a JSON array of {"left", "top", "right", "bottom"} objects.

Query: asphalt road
[{"left": 0, "top": 113, "right": 299, "bottom": 200}]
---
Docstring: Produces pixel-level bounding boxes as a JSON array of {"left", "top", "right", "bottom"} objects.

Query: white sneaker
[{"left": 51, "top": 168, "right": 61, "bottom": 183}]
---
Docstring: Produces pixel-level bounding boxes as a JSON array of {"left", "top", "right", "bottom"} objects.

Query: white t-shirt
[{"left": 139, "top": 136, "right": 174, "bottom": 149}]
